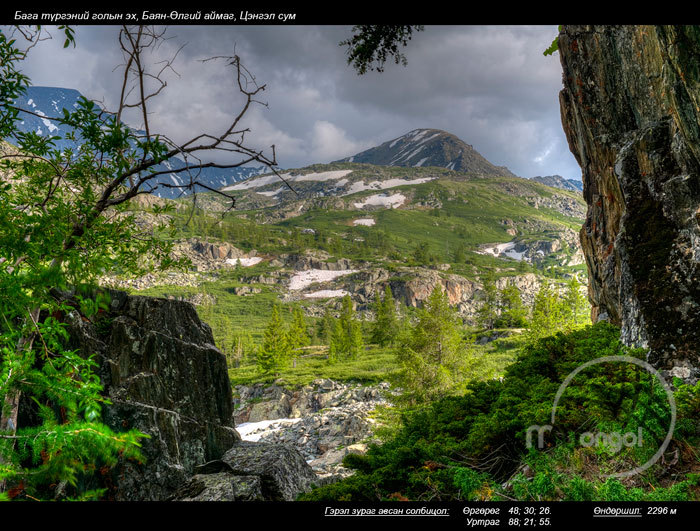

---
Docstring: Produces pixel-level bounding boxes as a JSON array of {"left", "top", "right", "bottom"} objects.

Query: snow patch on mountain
[
  {"left": 257, "top": 187, "right": 285, "bottom": 197},
  {"left": 225, "top": 169, "right": 353, "bottom": 191},
  {"left": 225, "top": 257, "right": 263, "bottom": 267},
  {"left": 342, "top": 177, "right": 435, "bottom": 196},
  {"left": 289, "top": 269, "right": 358, "bottom": 291},
  {"left": 294, "top": 170, "right": 353, "bottom": 182},
  {"left": 353, "top": 193, "right": 406, "bottom": 209},
  {"left": 303, "top": 289, "right": 350, "bottom": 299},
  {"left": 352, "top": 218, "right": 375, "bottom": 226},
  {"left": 34, "top": 110, "right": 58, "bottom": 133},
  {"left": 477, "top": 241, "right": 526, "bottom": 262}
]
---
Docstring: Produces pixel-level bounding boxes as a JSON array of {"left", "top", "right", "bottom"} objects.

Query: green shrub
[{"left": 301, "top": 322, "right": 697, "bottom": 502}]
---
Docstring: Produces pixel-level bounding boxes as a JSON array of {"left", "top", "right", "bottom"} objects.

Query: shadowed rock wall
[{"left": 559, "top": 25, "right": 700, "bottom": 380}]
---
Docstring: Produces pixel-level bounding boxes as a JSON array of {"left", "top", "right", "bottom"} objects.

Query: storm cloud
[{"left": 16, "top": 24, "right": 580, "bottom": 180}]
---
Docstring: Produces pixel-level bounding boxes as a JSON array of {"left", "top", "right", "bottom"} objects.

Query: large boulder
[
  {"left": 66, "top": 290, "right": 241, "bottom": 500},
  {"left": 184, "top": 442, "right": 318, "bottom": 501},
  {"left": 559, "top": 25, "right": 700, "bottom": 380},
  {"left": 170, "top": 473, "right": 264, "bottom": 501}
]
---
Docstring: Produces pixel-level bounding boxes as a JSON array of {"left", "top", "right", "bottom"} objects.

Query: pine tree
[
  {"left": 563, "top": 275, "right": 590, "bottom": 329},
  {"left": 347, "top": 320, "right": 365, "bottom": 359},
  {"left": 496, "top": 282, "right": 528, "bottom": 328},
  {"left": 327, "top": 295, "right": 365, "bottom": 361},
  {"left": 477, "top": 272, "right": 499, "bottom": 329},
  {"left": 328, "top": 318, "right": 344, "bottom": 364},
  {"left": 527, "top": 282, "right": 566, "bottom": 341},
  {"left": 319, "top": 307, "right": 335, "bottom": 345},
  {"left": 287, "top": 305, "right": 310, "bottom": 351},
  {"left": 257, "top": 304, "right": 290, "bottom": 376},
  {"left": 396, "top": 287, "right": 473, "bottom": 404},
  {"left": 371, "top": 285, "right": 398, "bottom": 346}
]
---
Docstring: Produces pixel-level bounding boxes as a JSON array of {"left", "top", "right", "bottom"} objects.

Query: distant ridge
[
  {"left": 8, "top": 86, "right": 267, "bottom": 198},
  {"left": 335, "top": 128, "right": 517, "bottom": 177},
  {"left": 530, "top": 175, "right": 583, "bottom": 192}
]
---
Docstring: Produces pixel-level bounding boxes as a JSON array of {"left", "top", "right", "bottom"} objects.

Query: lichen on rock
[{"left": 559, "top": 25, "right": 700, "bottom": 381}]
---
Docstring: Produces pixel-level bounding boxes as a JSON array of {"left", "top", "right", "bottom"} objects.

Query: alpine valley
[
  {"left": 3, "top": 86, "right": 598, "bottom": 498},
  {"left": 6, "top": 24, "right": 700, "bottom": 505}
]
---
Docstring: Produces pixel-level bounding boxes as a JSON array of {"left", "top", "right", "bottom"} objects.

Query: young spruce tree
[
  {"left": 396, "top": 287, "right": 473, "bottom": 405},
  {"left": 256, "top": 304, "right": 290, "bottom": 376},
  {"left": 371, "top": 285, "right": 398, "bottom": 347}
]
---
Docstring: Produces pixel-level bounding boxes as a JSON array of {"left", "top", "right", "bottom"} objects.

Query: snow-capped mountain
[
  {"left": 7, "top": 86, "right": 267, "bottom": 198},
  {"left": 334, "top": 128, "right": 517, "bottom": 177}
]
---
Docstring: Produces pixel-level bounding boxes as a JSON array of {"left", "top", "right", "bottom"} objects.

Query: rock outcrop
[
  {"left": 559, "top": 25, "right": 700, "bottom": 380},
  {"left": 172, "top": 442, "right": 318, "bottom": 501},
  {"left": 62, "top": 290, "right": 315, "bottom": 500},
  {"left": 65, "top": 291, "right": 240, "bottom": 500},
  {"left": 234, "top": 380, "right": 391, "bottom": 481}
]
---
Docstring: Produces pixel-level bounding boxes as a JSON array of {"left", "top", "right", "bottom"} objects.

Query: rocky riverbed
[{"left": 233, "top": 379, "right": 393, "bottom": 483}]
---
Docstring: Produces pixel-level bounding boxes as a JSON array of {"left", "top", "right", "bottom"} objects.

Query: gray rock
[
  {"left": 171, "top": 473, "right": 264, "bottom": 501},
  {"left": 65, "top": 291, "right": 240, "bottom": 501},
  {"left": 559, "top": 25, "right": 700, "bottom": 379},
  {"left": 220, "top": 442, "right": 318, "bottom": 501}
]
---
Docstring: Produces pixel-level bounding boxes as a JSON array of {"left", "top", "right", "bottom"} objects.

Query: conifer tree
[
  {"left": 328, "top": 319, "right": 344, "bottom": 364},
  {"left": 371, "top": 285, "right": 398, "bottom": 346},
  {"left": 396, "top": 287, "right": 473, "bottom": 404},
  {"left": 563, "top": 275, "right": 590, "bottom": 328},
  {"left": 327, "top": 295, "right": 365, "bottom": 361},
  {"left": 496, "top": 282, "right": 528, "bottom": 328},
  {"left": 319, "top": 307, "right": 335, "bottom": 345},
  {"left": 256, "top": 304, "right": 289, "bottom": 376},
  {"left": 287, "top": 305, "right": 310, "bottom": 351},
  {"left": 527, "top": 282, "right": 566, "bottom": 341},
  {"left": 347, "top": 320, "right": 365, "bottom": 359},
  {"left": 477, "top": 272, "right": 499, "bottom": 330}
]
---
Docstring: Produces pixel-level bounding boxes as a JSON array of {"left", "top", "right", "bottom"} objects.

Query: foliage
[
  {"left": 340, "top": 25, "right": 424, "bottom": 75},
  {"left": 0, "top": 29, "right": 163, "bottom": 500},
  {"left": 527, "top": 277, "right": 590, "bottom": 342},
  {"left": 1, "top": 26, "right": 277, "bottom": 499},
  {"left": 302, "top": 322, "right": 697, "bottom": 502},
  {"left": 543, "top": 26, "right": 563, "bottom": 56},
  {"left": 496, "top": 282, "right": 528, "bottom": 328},
  {"left": 328, "top": 295, "right": 364, "bottom": 363},
  {"left": 476, "top": 272, "right": 499, "bottom": 329},
  {"left": 256, "top": 304, "right": 290, "bottom": 376},
  {"left": 394, "top": 287, "right": 474, "bottom": 404},
  {"left": 287, "top": 305, "right": 310, "bottom": 353},
  {"left": 370, "top": 285, "right": 398, "bottom": 347}
]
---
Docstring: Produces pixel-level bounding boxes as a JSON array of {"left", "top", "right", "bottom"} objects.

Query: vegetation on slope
[{"left": 300, "top": 322, "right": 700, "bottom": 501}]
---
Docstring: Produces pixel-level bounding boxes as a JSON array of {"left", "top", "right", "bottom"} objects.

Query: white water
[{"left": 236, "top": 418, "right": 302, "bottom": 442}]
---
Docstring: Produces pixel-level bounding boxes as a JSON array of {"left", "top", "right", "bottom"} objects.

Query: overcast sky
[{"left": 16, "top": 24, "right": 581, "bottom": 180}]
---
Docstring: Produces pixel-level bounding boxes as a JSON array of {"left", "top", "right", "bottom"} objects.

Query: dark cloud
[{"left": 17, "top": 24, "right": 580, "bottom": 180}]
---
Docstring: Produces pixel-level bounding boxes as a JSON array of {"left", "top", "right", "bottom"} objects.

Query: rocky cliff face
[{"left": 559, "top": 25, "right": 700, "bottom": 380}]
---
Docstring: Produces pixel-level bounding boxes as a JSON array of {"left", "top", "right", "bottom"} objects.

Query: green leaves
[
  {"left": 0, "top": 27, "right": 158, "bottom": 500},
  {"left": 57, "top": 26, "right": 76, "bottom": 49},
  {"left": 340, "top": 25, "right": 424, "bottom": 75},
  {"left": 395, "top": 287, "right": 474, "bottom": 404},
  {"left": 543, "top": 26, "right": 563, "bottom": 57}
]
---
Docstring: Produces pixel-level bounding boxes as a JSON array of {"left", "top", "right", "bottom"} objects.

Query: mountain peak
[{"left": 335, "top": 128, "right": 516, "bottom": 177}]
